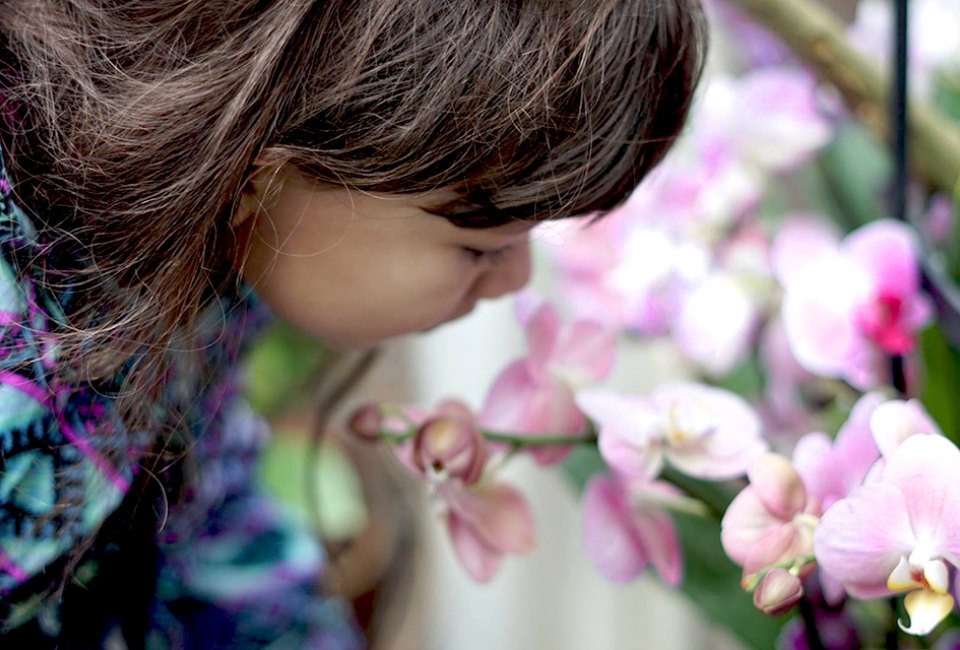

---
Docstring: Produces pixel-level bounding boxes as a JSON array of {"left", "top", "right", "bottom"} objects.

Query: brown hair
[{"left": 0, "top": 0, "right": 706, "bottom": 438}]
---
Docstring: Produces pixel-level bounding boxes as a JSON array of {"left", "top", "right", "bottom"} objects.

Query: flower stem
[
  {"left": 377, "top": 427, "right": 598, "bottom": 448},
  {"left": 885, "top": 597, "right": 900, "bottom": 650},
  {"left": 481, "top": 430, "right": 598, "bottom": 447},
  {"left": 799, "top": 594, "right": 828, "bottom": 650}
]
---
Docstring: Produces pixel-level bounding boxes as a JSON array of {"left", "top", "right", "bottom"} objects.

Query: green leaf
[
  {"left": 674, "top": 512, "right": 785, "bottom": 650},
  {"left": 257, "top": 432, "right": 369, "bottom": 541},
  {"left": 712, "top": 354, "right": 765, "bottom": 402},
  {"left": 562, "top": 445, "right": 607, "bottom": 491},
  {"left": 919, "top": 324, "right": 960, "bottom": 445},
  {"left": 933, "top": 66, "right": 960, "bottom": 124},
  {"left": 816, "top": 122, "right": 890, "bottom": 231},
  {"left": 243, "top": 322, "right": 334, "bottom": 416}
]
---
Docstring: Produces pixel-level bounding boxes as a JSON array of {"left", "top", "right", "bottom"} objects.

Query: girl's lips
[{"left": 422, "top": 301, "right": 477, "bottom": 333}]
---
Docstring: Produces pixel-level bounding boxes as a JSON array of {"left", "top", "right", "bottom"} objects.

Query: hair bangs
[{"left": 276, "top": 0, "right": 707, "bottom": 229}]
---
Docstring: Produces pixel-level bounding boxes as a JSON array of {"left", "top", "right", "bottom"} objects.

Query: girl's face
[{"left": 235, "top": 168, "right": 532, "bottom": 347}]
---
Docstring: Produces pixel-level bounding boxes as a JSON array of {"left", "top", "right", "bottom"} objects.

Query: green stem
[
  {"left": 742, "top": 554, "right": 817, "bottom": 591},
  {"left": 885, "top": 597, "right": 900, "bottom": 650},
  {"left": 482, "top": 430, "right": 598, "bottom": 447},
  {"left": 377, "top": 427, "right": 598, "bottom": 448}
]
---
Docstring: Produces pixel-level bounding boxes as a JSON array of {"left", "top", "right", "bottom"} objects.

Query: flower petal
[
  {"left": 770, "top": 216, "right": 840, "bottom": 287},
  {"left": 576, "top": 389, "right": 665, "bottom": 480},
  {"left": 481, "top": 362, "right": 585, "bottom": 465},
  {"left": 880, "top": 435, "right": 960, "bottom": 559},
  {"left": 749, "top": 453, "right": 807, "bottom": 520},
  {"left": 631, "top": 496, "right": 683, "bottom": 586},
  {"left": 673, "top": 273, "right": 757, "bottom": 375},
  {"left": 653, "top": 382, "right": 767, "bottom": 480},
  {"left": 900, "top": 589, "right": 955, "bottom": 636},
  {"left": 722, "top": 487, "right": 785, "bottom": 566},
  {"left": 843, "top": 219, "right": 920, "bottom": 300},
  {"left": 552, "top": 319, "right": 617, "bottom": 384},
  {"left": 524, "top": 302, "right": 560, "bottom": 375},
  {"left": 814, "top": 482, "right": 915, "bottom": 595},
  {"left": 870, "top": 399, "right": 942, "bottom": 459},
  {"left": 582, "top": 475, "right": 649, "bottom": 582},
  {"left": 447, "top": 510, "right": 502, "bottom": 583},
  {"left": 779, "top": 255, "right": 870, "bottom": 380},
  {"left": 743, "top": 524, "right": 807, "bottom": 578},
  {"left": 442, "top": 481, "right": 536, "bottom": 555},
  {"left": 793, "top": 392, "right": 883, "bottom": 512}
]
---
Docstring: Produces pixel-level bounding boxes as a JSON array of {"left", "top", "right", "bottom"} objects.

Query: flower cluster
[{"left": 345, "top": 0, "right": 960, "bottom": 646}]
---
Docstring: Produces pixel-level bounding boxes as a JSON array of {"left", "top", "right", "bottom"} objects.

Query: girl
[{"left": 0, "top": 0, "right": 705, "bottom": 647}]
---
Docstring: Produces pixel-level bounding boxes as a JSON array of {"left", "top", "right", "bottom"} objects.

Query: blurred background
[{"left": 242, "top": 0, "right": 960, "bottom": 648}]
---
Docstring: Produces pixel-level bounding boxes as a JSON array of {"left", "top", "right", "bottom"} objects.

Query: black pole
[
  {"left": 891, "top": 0, "right": 909, "bottom": 225},
  {"left": 890, "top": 0, "right": 909, "bottom": 396}
]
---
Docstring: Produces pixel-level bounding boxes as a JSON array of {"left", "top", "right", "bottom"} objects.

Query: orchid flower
[
  {"left": 698, "top": 69, "right": 833, "bottom": 173},
  {"left": 773, "top": 217, "right": 932, "bottom": 389},
  {"left": 438, "top": 478, "right": 537, "bottom": 583},
  {"left": 814, "top": 435, "right": 960, "bottom": 635},
  {"left": 672, "top": 226, "right": 774, "bottom": 375},
  {"left": 370, "top": 400, "right": 537, "bottom": 583},
  {"left": 721, "top": 453, "right": 818, "bottom": 585},
  {"left": 576, "top": 382, "right": 767, "bottom": 481},
  {"left": 581, "top": 472, "right": 683, "bottom": 585},
  {"left": 790, "top": 392, "right": 885, "bottom": 515},
  {"left": 479, "top": 297, "right": 616, "bottom": 465}
]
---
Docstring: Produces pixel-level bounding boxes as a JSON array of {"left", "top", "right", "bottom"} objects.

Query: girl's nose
[{"left": 473, "top": 240, "right": 532, "bottom": 301}]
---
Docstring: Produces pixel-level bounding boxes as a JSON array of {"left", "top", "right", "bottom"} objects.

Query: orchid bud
[
  {"left": 747, "top": 453, "right": 807, "bottom": 521},
  {"left": 413, "top": 416, "right": 487, "bottom": 484},
  {"left": 347, "top": 404, "right": 384, "bottom": 442},
  {"left": 753, "top": 568, "right": 803, "bottom": 616}
]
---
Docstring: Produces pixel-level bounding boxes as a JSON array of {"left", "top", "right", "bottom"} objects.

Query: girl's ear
[{"left": 231, "top": 159, "right": 287, "bottom": 228}]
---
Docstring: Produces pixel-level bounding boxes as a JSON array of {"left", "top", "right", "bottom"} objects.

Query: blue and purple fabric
[{"left": 0, "top": 147, "right": 365, "bottom": 648}]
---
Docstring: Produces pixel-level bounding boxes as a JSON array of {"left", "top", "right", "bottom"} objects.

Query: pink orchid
[
  {"left": 721, "top": 453, "right": 819, "bottom": 581},
  {"left": 869, "top": 398, "right": 943, "bottom": 460},
  {"left": 753, "top": 568, "right": 804, "bottom": 616},
  {"left": 672, "top": 225, "right": 774, "bottom": 375},
  {"left": 438, "top": 478, "right": 537, "bottom": 583},
  {"left": 479, "top": 298, "right": 616, "bottom": 465},
  {"left": 581, "top": 472, "right": 683, "bottom": 585},
  {"left": 699, "top": 69, "right": 833, "bottom": 172},
  {"left": 814, "top": 435, "right": 960, "bottom": 635},
  {"left": 791, "top": 392, "right": 884, "bottom": 514},
  {"left": 773, "top": 217, "right": 932, "bottom": 389},
  {"left": 672, "top": 271, "right": 758, "bottom": 376},
  {"left": 619, "top": 69, "right": 830, "bottom": 237},
  {"left": 576, "top": 382, "right": 767, "bottom": 481},
  {"left": 730, "top": 394, "right": 941, "bottom": 607},
  {"left": 385, "top": 400, "right": 536, "bottom": 583},
  {"left": 412, "top": 402, "right": 488, "bottom": 484}
]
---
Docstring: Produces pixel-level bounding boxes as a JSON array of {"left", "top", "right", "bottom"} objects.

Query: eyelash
[{"left": 462, "top": 246, "right": 510, "bottom": 266}]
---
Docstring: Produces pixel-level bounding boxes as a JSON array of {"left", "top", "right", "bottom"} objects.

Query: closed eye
[{"left": 461, "top": 245, "right": 511, "bottom": 265}]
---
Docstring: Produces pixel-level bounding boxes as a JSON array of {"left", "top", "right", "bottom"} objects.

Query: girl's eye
[{"left": 461, "top": 246, "right": 510, "bottom": 265}]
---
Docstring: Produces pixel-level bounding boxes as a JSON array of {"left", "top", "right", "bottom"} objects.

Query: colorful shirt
[{"left": 0, "top": 147, "right": 365, "bottom": 648}]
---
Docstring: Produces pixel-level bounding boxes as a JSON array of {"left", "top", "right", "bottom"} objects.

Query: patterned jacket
[{"left": 0, "top": 147, "right": 364, "bottom": 648}]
